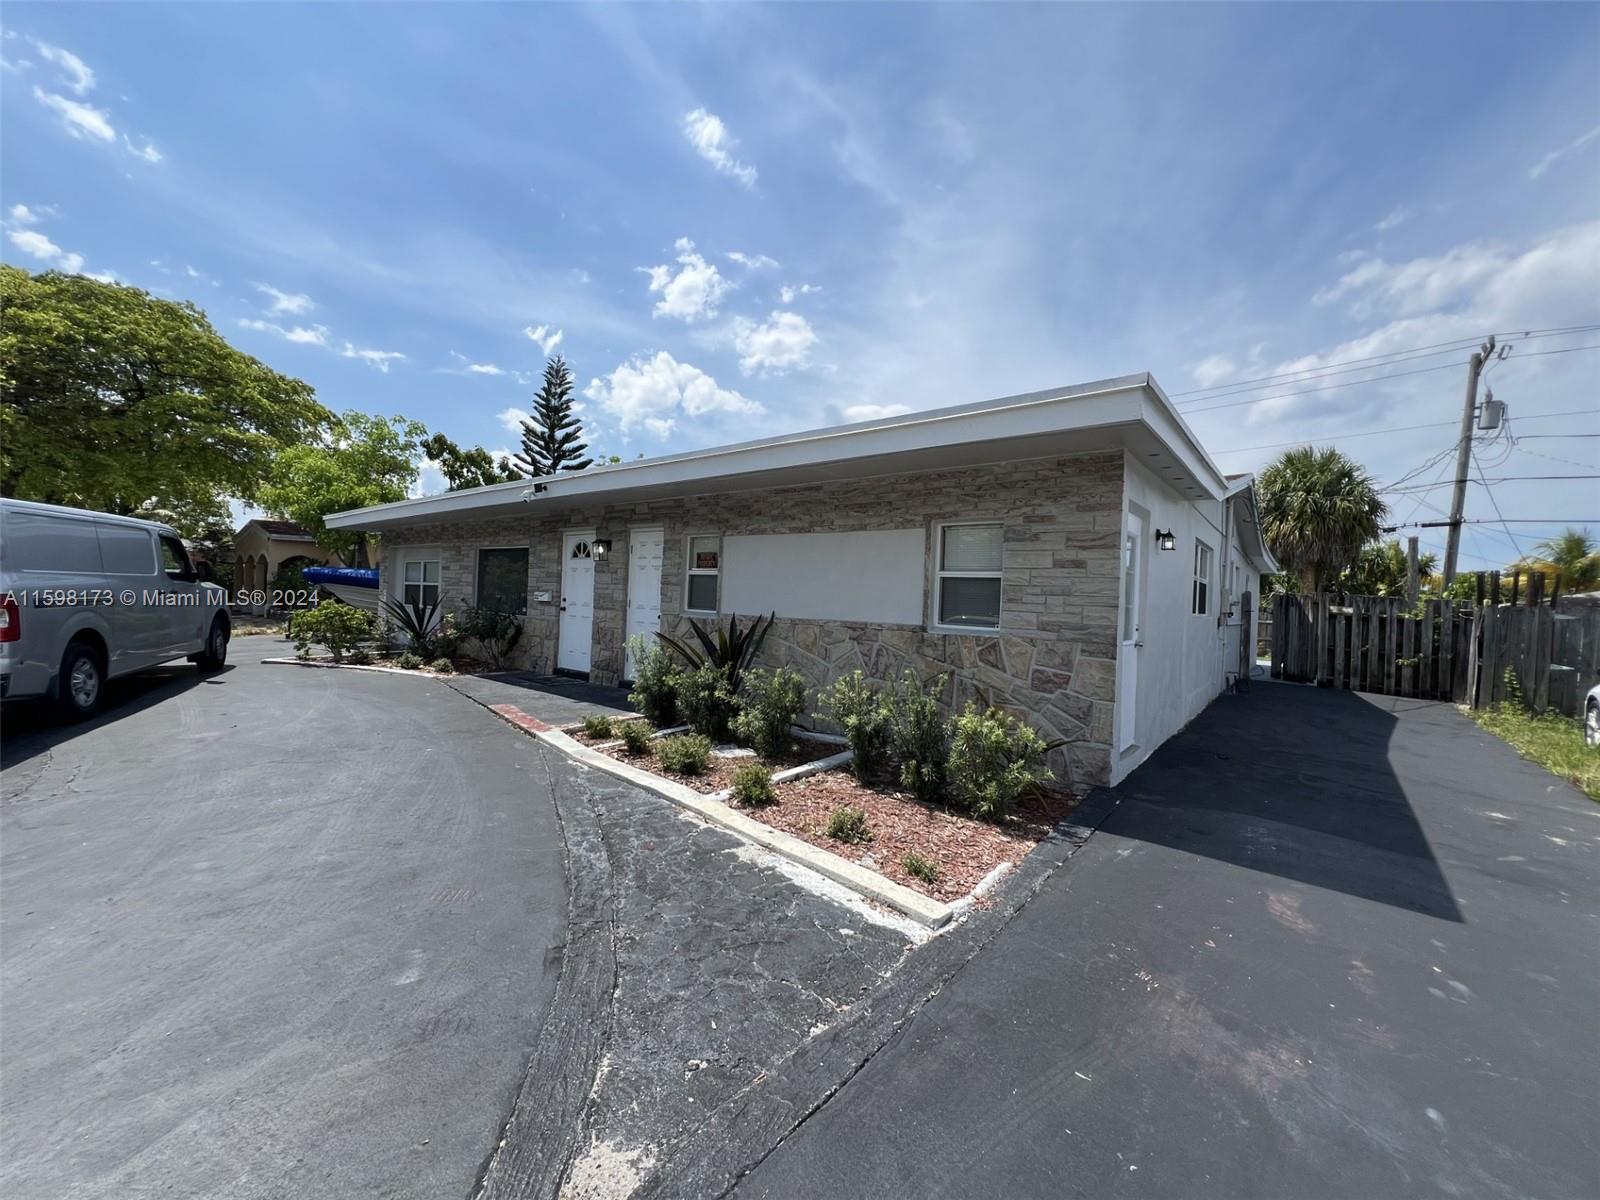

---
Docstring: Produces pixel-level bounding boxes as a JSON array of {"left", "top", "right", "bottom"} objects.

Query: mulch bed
[
  {"left": 568, "top": 716, "right": 649, "bottom": 746},
  {"left": 598, "top": 735, "right": 841, "bottom": 794},
  {"left": 747, "top": 771, "right": 1080, "bottom": 902}
]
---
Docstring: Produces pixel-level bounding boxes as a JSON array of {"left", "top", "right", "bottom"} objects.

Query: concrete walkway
[{"left": 739, "top": 684, "right": 1600, "bottom": 1200}]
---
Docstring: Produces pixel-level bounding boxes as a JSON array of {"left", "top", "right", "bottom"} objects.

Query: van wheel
[
  {"left": 197, "top": 618, "right": 229, "bottom": 672},
  {"left": 57, "top": 641, "right": 104, "bottom": 721}
]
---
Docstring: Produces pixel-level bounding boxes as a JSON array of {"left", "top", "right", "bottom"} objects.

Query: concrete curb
[
  {"left": 632, "top": 784, "right": 1126, "bottom": 1199},
  {"left": 259, "top": 656, "right": 442, "bottom": 678},
  {"left": 539, "top": 728, "right": 953, "bottom": 929}
]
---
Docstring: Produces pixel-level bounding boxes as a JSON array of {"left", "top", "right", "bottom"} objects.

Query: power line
[
  {"left": 1473, "top": 449, "right": 1526, "bottom": 563},
  {"left": 1179, "top": 344, "right": 1600, "bottom": 418},
  {"left": 1208, "top": 407, "right": 1600, "bottom": 456},
  {"left": 1168, "top": 324, "right": 1600, "bottom": 400},
  {"left": 1380, "top": 473, "right": 1600, "bottom": 495}
]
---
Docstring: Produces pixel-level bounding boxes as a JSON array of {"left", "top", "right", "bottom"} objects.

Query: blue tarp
[{"left": 302, "top": 566, "right": 380, "bottom": 589}]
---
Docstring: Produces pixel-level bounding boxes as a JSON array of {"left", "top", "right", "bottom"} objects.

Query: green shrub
[
  {"left": 347, "top": 648, "right": 373, "bottom": 666},
  {"left": 825, "top": 805, "right": 872, "bottom": 845},
  {"left": 618, "top": 719, "right": 654, "bottom": 755},
  {"left": 733, "top": 667, "right": 808, "bottom": 758},
  {"left": 730, "top": 764, "right": 777, "bottom": 807},
  {"left": 381, "top": 594, "right": 442, "bottom": 656},
  {"left": 816, "top": 670, "right": 892, "bottom": 780},
  {"left": 675, "top": 664, "right": 738, "bottom": 740},
  {"left": 582, "top": 714, "right": 616, "bottom": 739},
  {"left": 890, "top": 671, "right": 951, "bottom": 804},
  {"left": 627, "top": 635, "right": 682, "bottom": 727},
  {"left": 656, "top": 733, "right": 713, "bottom": 775},
  {"left": 655, "top": 612, "right": 774, "bottom": 696},
  {"left": 902, "top": 852, "right": 941, "bottom": 884},
  {"left": 457, "top": 606, "right": 524, "bottom": 669},
  {"left": 947, "top": 701, "right": 1054, "bottom": 820},
  {"left": 291, "top": 601, "right": 374, "bottom": 663},
  {"left": 397, "top": 651, "right": 424, "bottom": 670},
  {"left": 430, "top": 657, "right": 455, "bottom": 674}
]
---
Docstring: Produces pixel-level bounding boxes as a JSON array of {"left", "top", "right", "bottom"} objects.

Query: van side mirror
[{"left": 195, "top": 561, "right": 215, "bottom": 583}]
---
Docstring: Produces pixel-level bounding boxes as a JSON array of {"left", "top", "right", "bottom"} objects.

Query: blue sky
[{"left": 4, "top": 4, "right": 1597, "bottom": 569}]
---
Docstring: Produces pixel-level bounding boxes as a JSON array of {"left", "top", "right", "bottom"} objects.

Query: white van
[{"left": 0, "top": 499, "right": 231, "bottom": 719}]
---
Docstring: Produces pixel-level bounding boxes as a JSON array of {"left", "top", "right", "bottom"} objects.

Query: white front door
[
  {"left": 1118, "top": 511, "right": 1144, "bottom": 752},
  {"left": 624, "top": 527, "right": 664, "bottom": 680},
  {"left": 558, "top": 530, "right": 596, "bottom": 674}
]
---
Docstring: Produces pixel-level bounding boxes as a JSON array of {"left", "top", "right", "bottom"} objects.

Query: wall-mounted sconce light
[
  {"left": 592, "top": 539, "right": 613, "bottom": 559},
  {"left": 1155, "top": 529, "right": 1176, "bottom": 552}
]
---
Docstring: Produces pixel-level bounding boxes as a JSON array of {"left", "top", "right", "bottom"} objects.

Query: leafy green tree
[
  {"left": 420, "top": 433, "right": 521, "bottom": 490},
  {"left": 0, "top": 266, "right": 331, "bottom": 528},
  {"left": 515, "top": 356, "right": 592, "bottom": 476},
  {"left": 1335, "top": 539, "right": 1437, "bottom": 597},
  {"left": 1257, "top": 446, "right": 1387, "bottom": 594},
  {"left": 259, "top": 411, "right": 426, "bottom": 566}
]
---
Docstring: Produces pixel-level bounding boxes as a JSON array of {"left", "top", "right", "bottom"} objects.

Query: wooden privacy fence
[
  {"left": 1473, "top": 600, "right": 1600, "bottom": 717},
  {"left": 1271, "top": 593, "right": 1475, "bottom": 701},
  {"left": 1271, "top": 591, "right": 1600, "bottom": 715}
]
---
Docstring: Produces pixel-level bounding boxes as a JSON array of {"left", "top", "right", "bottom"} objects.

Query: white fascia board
[{"left": 326, "top": 372, "right": 1212, "bottom": 530}]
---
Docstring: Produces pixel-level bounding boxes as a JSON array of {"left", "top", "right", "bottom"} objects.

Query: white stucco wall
[
  {"left": 1112, "top": 457, "right": 1232, "bottom": 784},
  {"left": 721, "top": 529, "right": 927, "bottom": 624}
]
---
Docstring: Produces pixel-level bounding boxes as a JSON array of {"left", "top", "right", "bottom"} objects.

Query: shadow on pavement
[
  {"left": 1113, "top": 681, "right": 1464, "bottom": 921},
  {"left": 1, "top": 664, "right": 232, "bottom": 771}
]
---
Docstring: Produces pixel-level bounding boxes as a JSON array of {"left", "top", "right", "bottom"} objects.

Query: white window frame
[
  {"left": 684, "top": 533, "right": 721, "bottom": 615},
  {"left": 473, "top": 545, "right": 530, "bottom": 615},
  {"left": 397, "top": 547, "right": 443, "bottom": 610},
  {"left": 1192, "top": 539, "right": 1213, "bottom": 616},
  {"left": 932, "top": 520, "right": 1004, "bottom": 633}
]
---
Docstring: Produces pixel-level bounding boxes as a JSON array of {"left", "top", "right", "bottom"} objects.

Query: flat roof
[{"left": 327, "top": 372, "right": 1230, "bottom": 531}]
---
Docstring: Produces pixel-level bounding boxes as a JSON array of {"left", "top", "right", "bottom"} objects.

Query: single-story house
[
  {"left": 326, "top": 374, "right": 1276, "bottom": 789},
  {"left": 232, "top": 519, "right": 341, "bottom": 612}
]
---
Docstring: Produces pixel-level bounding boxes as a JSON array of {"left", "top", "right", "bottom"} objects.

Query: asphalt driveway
[
  {"left": 1, "top": 642, "right": 568, "bottom": 1199},
  {"left": 740, "top": 683, "right": 1600, "bottom": 1200}
]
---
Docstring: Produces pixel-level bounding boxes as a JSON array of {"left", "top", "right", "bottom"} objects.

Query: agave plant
[
  {"left": 381, "top": 593, "right": 442, "bottom": 656},
  {"left": 656, "top": 611, "right": 774, "bottom": 695}
]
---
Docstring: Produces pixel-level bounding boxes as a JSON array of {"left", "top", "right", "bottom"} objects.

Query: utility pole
[
  {"left": 1406, "top": 536, "right": 1420, "bottom": 607},
  {"left": 1442, "top": 335, "right": 1495, "bottom": 588}
]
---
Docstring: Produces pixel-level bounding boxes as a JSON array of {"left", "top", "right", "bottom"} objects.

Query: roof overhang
[
  {"left": 1224, "top": 473, "right": 1280, "bottom": 575},
  {"left": 327, "top": 373, "right": 1233, "bottom": 532}
]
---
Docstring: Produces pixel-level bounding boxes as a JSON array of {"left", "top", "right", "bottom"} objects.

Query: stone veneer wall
[{"left": 377, "top": 450, "right": 1123, "bottom": 788}]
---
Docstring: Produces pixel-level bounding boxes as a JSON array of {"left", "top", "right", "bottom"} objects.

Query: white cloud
[
  {"left": 238, "top": 318, "right": 330, "bottom": 346},
  {"left": 779, "top": 282, "right": 821, "bottom": 304},
  {"left": 523, "top": 323, "right": 565, "bottom": 355},
  {"left": 641, "top": 237, "right": 730, "bottom": 322},
  {"left": 842, "top": 403, "right": 912, "bottom": 422},
  {"left": 497, "top": 406, "right": 531, "bottom": 435},
  {"left": 33, "top": 87, "right": 114, "bottom": 142},
  {"left": 448, "top": 350, "right": 505, "bottom": 375},
  {"left": 7, "top": 203, "right": 48, "bottom": 225},
  {"left": 85, "top": 269, "right": 118, "bottom": 283},
  {"left": 584, "top": 351, "right": 762, "bottom": 436},
  {"left": 1374, "top": 206, "right": 1410, "bottom": 233},
  {"left": 682, "top": 108, "right": 758, "bottom": 187},
  {"left": 7, "top": 228, "right": 84, "bottom": 273},
  {"left": 1529, "top": 124, "right": 1600, "bottom": 180},
  {"left": 256, "top": 283, "right": 315, "bottom": 315},
  {"left": 727, "top": 251, "right": 778, "bottom": 270},
  {"left": 122, "top": 135, "right": 162, "bottom": 164},
  {"left": 732, "top": 310, "right": 818, "bottom": 375},
  {"left": 1190, "top": 354, "right": 1236, "bottom": 388},
  {"left": 341, "top": 343, "right": 406, "bottom": 372},
  {"left": 33, "top": 40, "right": 94, "bottom": 95}
]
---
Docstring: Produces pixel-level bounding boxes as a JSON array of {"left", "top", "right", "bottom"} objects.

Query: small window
[
  {"left": 937, "top": 522, "right": 1003, "bottom": 630},
  {"left": 160, "top": 535, "right": 195, "bottom": 582},
  {"left": 685, "top": 534, "right": 720, "bottom": 613},
  {"left": 476, "top": 548, "right": 529, "bottom": 614},
  {"left": 401, "top": 557, "right": 441, "bottom": 608},
  {"left": 1193, "top": 540, "right": 1213, "bottom": 616}
]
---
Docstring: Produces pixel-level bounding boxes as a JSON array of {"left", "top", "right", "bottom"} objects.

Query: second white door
[
  {"left": 624, "top": 527, "right": 664, "bottom": 680},
  {"left": 559, "top": 530, "right": 596, "bottom": 674}
]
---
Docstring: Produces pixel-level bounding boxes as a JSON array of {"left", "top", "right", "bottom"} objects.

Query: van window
[
  {"left": 98, "top": 525, "right": 157, "bottom": 575},
  {"left": 4, "top": 511, "right": 103, "bottom": 573},
  {"left": 159, "top": 535, "right": 196, "bottom": 581}
]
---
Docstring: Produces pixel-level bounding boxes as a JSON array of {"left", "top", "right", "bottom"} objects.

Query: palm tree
[
  {"left": 1257, "top": 446, "right": 1387, "bottom": 594},
  {"left": 1514, "top": 528, "right": 1600, "bottom": 592}
]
